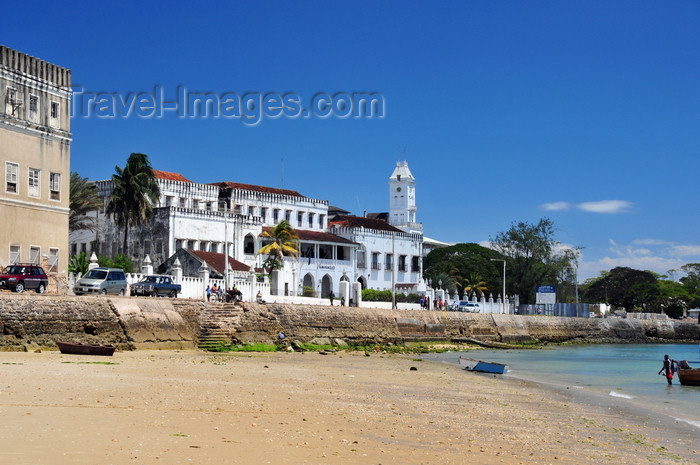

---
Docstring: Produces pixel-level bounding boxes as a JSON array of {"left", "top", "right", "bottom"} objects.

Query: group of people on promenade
[
  {"left": 205, "top": 284, "right": 223, "bottom": 301},
  {"left": 418, "top": 296, "right": 451, "bottom": 310},
  {"left": 205, "top": 284, "right": 243, "bottom": 303}
]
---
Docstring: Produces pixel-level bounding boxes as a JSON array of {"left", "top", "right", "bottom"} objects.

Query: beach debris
[
  {"left": 410, "top": 366, "right": 418, "bottom": 371},
  {"left": 319, "top": 351, "right": 328, "bottom": 355}
]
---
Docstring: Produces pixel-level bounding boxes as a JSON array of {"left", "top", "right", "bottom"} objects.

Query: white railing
[{"left": 66, "top": 271, "right": 271, "bottom": 302}]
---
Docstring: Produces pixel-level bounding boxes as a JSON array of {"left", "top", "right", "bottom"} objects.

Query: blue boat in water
[{"left": 459, "top": 356, "right": 507, "bottom": 374}]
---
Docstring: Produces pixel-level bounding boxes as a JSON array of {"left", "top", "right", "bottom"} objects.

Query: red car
[{"left": 0, "top": 264, "right": 48, "bottom": 293}]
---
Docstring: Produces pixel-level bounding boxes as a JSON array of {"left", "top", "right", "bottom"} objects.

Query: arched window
[{"left": 244, "top": 234, "right": 255, "bottom": 255}]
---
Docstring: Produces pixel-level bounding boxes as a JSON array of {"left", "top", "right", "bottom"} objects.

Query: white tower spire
[{"left": 388, "top": 161, "right": 421, "bottom": 233}]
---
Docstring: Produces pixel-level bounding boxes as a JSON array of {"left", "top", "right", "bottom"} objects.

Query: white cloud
[
  {"left": 669, "top": 244, "right": 700, "bottom": 257},
  {"left": 540, "top": 199, "right": 634, "bottom": 214},
  {"left": 632, "top": 238, "right": 673, "bottom": 246},
  {"left": 608, "top": 239, "right": 653, "bottom": 257},
  {"left": 577, "top": 200, "right": 633, "bottom": 214},
  {"left": 600, "top": 255, "right": 680, "bottom": 273},
  {"left": 578, "top": 239, "right": 700, "bottom": 281},
  {"left": 541, "top": 201, "right": 570, "bottom": 211}
]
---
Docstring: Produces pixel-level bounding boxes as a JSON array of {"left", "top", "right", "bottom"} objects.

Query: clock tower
[{"left": 388, "top": 161, "right": 421, "bottom": 233}]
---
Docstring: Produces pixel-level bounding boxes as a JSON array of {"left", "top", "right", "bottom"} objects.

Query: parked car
[
  {"left": 457, "top": 301, "right": 481, "bottom": 313},
  {"left": 74, "top": 267, "right": 128, "bottom": 296},
  {"left": 130, "top": 275, "right": 181, "bottom": 297},
  {"left": 0, "top": 264, "right": 48, "bottom": 293}
]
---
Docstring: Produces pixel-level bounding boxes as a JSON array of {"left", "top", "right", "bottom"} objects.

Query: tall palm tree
[
  {"left": 463, "top": 272, "right": 489, "bottom": 299},
  {"left": 257, "top": 220, "right": 299, "bottom": 273},
  {"left": 69, "top": 171, "right": 103, "bottom": 231},
  {"left": 105, "top": 153, "right": 161, "bottom": 256}
]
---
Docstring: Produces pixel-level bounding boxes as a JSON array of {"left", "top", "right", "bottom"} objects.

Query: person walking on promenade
[
  {"left": 658, "top": 354, "right": 678, "bottom": 385},
  {"left": 329, "top": 290, "right": 335, "bottom": 306},
  {"left": 206, "top": 285, "right": 211, "bottom": 302}
]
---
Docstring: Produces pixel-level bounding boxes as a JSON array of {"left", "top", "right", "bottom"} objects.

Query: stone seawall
[
  {"left": 257, "top": 304, "right": 699, "bottom": 345},
  {"left": 0, "top": 295, "right": 202, "bottom": 350},
  {"left": 0, "top": 295, "right": 697, "bottom": 350}
]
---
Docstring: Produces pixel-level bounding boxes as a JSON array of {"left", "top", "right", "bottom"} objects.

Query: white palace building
[{"left": 70, "top": 161, "right": 428, "bottom": 302}]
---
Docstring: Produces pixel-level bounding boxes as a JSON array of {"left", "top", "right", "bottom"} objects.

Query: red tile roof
[
  {"left": 212, "top": 181, "right": 304, "bottom": 198},
  {"left": 329, "top": 215, "right": 404, "bottom": 233},
  {"left": 260, "top": 227, "right": 356, "bottom": 245},
  {"left": 185, "top": 249, "right": 250, "bottom": 274},
  {"left": 153, "top": 170, "right": 192, "bottom": 183}
]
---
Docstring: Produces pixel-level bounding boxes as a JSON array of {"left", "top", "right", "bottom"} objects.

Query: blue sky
[{"left": 6, "top": 1, "right": 698, "bottom": 281}]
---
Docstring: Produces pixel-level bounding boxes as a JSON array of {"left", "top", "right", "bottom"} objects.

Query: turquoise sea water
[{"left": 424, "top": 343, "right": 700, "bottom": 431}]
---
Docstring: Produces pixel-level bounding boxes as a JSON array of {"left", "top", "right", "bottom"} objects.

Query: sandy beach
[{"left": 0, "top": 349, "right": 697, "bottom": 465}]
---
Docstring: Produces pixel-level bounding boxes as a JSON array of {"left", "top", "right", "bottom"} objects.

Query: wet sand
[{"left": 0, "top": 350, "right": 697, "bottom": 464}]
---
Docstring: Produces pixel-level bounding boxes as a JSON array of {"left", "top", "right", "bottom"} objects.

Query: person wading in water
[{"left": 658, "top": 354, "right": 678, "bottom": 385}]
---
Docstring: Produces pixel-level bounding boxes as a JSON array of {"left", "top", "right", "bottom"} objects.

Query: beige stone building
[{"left": 0, "top": 46, "right": 72, "bottom": 274}]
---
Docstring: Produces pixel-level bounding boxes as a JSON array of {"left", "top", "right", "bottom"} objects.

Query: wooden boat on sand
[
  {"left": 677, "top": 360, "right": 700, "bottom": 386},
  {"left": 459, "top": 356, "right": 507, "bottom": 374},
  {"left": 57, "top": 341, "right": 115, "bottom": 356}
]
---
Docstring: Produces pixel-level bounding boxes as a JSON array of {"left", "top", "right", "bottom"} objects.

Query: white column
[
  {"left": 199, "top": 261, "right": 210, "bottom": 300},
  {"left": 173, "top": 258, "right": 182, "bottom": 284},
  {"left": 142, "top": 255, "right": 153, "bottom": 275}
]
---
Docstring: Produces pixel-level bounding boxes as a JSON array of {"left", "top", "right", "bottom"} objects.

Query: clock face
[{"left": 396, "top": 187, "right": 402, "bottom": 192}]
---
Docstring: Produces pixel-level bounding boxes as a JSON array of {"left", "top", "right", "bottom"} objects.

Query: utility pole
[
  {"left": 221, "top": 200, "right": 229, "bottom": 291},
  {"left": 490, "top": 258, "right": 506, "bottom": 314},
  {"left": 391, "top": 233, "right": 396, "bottom": 309}
]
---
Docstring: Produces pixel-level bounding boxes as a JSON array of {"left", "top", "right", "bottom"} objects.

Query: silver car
[{"left": 74, "top": 267, "right": 128, "bottom": 296}]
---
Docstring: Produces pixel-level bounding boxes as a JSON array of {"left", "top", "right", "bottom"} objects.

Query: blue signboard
[{"left": 536, "top": 285, "right": 556, "bottom": 304}]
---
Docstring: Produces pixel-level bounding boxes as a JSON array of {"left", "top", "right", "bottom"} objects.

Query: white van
[{"left": 457, "top": 302, "right": 481, "bottom": 313}]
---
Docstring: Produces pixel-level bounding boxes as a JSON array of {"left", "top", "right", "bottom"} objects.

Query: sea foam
[
  {"left": 609, "top": 391, "right": 634, "bottom": 399},
  {"left": 675, "top": 418, "right": 700, "bottom": 429}
]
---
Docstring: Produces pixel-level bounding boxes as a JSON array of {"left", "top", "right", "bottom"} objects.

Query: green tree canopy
[
  {"left": 463, "top": 272, "right": 489, "bottom": 299},
  {"left": 69, "top": 172, "right": 102, "bottom": 232},
  {"left": 105, "top": 153, "right": 161, "bottom": 256},
  {"left": 679, "top": 263, "right": 700, "bottom": 308},
  {"left": 423, "top": 243, "right": 504, "bottom": 298},
  {"left": 581, "top": 266, "right": 659, "bottom": 311},
  {"left": 491, "top": 218, "right": 580, "bottom": 304}
]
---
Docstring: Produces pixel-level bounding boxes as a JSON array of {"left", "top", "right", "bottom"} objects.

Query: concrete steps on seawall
[{"left": 197, "top": 302, "right": 244, "bottom": 350}]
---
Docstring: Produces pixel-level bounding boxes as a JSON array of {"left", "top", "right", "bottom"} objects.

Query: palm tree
[
  {"left": 463, "top": 272, "right": 489, "bottom": 299},
  {"left": 428, "top": 271, "right": 456, "bottom": 293},
  {"left": 105, "top": 153, "right": 161, "bottom": 256},
  {"left": 69, "top": 172, "right": 103, "bottom": 231},
  {"left": 257, "top": 220, "right": 299, "bottom": 274}
]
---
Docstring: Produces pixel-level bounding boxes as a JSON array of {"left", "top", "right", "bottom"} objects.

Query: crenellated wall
[{"left": 0, "top": 295, "right": 697, "bottom": 350}]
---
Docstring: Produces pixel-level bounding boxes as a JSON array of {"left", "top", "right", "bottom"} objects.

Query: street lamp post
[
  {"left": 490, "top": 259, "right": 506, "bottom": 314},
  {"left": 220, "top": 201, "right": 230, "bottom": 291}
]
